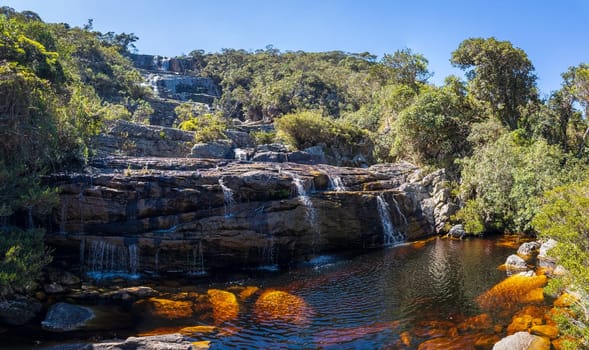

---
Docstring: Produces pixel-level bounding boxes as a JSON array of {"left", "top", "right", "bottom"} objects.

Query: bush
[
  {"left": 275, "top": 110, "right": 368, "bottom": 151},
  {"left": 456, "top": 132, "right": 577, "bottom": 234},
  {"left": 0, "top": 227, "right": 52, "bottom": 295},
  {"left": 532, "top": 179, "right": 589, "bottom": 349},
  {"left": 251, "top": 130, "right": 276, "bottom": 145},
  {"left": 178, "top": 113, "right": 227, "bottom": 143}
]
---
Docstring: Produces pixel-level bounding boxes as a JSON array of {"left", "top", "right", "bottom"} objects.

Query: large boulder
[
  {"left": 42, "top": 302, "right": 95, "bottom": 332},
  {"left": 517, "top": 241, "right": 541, "bottom": 257},
  {"left": 493, "top": 331, "right": 550, "bottom": 350},
  {"left": 446, "top": 224, "right": 466, "bottom": 239},
  {"left": 0, "top": 297, "right": 42, "bottom": 326},
  {"left": 92, "top": 333, "right": 193, "bottom": 350},
  {"left": 191, "top": 140, "right": 233, "bottom": 159},
  {"left": 505, "top": 254, "right": 529, "bottom": 271}
]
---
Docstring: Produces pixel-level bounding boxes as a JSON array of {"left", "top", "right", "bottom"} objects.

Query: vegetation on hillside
[
  {"left": 1, "top": 9, "right": 589, "bottom": 338},
  {"left": 0, "top": 7, "right": 149, "bottom": 293}
]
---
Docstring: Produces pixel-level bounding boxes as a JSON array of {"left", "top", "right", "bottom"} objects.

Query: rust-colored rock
[
  {"left": 137, "top": 297, "right": 193, "bottom": 319},
  {"left": 417, "top": 334, "right": 479, "bottom": 350},
  {"left": 457, "top": 313, "right": 493, "bottom": 332},
  {"left": 253, "top": 290, "right": 313, "bottom": 327},
  {"left": 476, "top": 275, "right": 547, "bottom": 313},
  {"left": 553, "top": 292, "right": 579, "bottom": 308},
  {"left": 207, "top": 289, "right": 239, "bottom": 324},
  {"left": 314, "top": 321, "right": 401, "bottom": 346},
  {"left": 474, "top": 334, "right": 500, "bottom": 349},
  {"left": 530, "top": 325, "right": 559, "bottom": 339}
]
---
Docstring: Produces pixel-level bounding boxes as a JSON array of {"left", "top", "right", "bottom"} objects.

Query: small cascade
[
  {"left": 259, "top": 234, "right": 279, "bottom": 271},
  {"left": 153, "top": 55, "right": 171, "bottom": 71},
  {"left": 79, "top": 238, "right": 85, "bottom": 267},
  {"left": 326, "top": 173, "right": 346, "bottom": 192},
  {"left": 376, "top": 194, "right": 405, "bottom": 247},
  {"left": 219, "top": 178, "right": 236, "bottom": 218},
  {"left": 234, "top": 148, "right": 249, "bottom": 161},
  {"left": 154, "top": 248, "right": 160, "bottom": 273},
  {"left": 78, "top": 191, "right": 85, "bottom": 234},
  {"left": 85, "top": 240, "right": 140, "bottom": 278},
  {"left": 285, "top": 171, "right": 321, "bottom": 252},
  {"left": 390, "top": 197, "right": 408, "bottom": 226},
  {"left": 188, "top": 241, "right": 206, "bottom": 276}
]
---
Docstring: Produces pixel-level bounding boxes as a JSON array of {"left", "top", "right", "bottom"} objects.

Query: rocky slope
[{"left": 46, "top": 157, "right": 455, "bottom": 275}]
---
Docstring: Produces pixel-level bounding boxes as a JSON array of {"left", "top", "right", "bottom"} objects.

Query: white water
[
  {"left": 285, "top": 171, "right": 321, "bottom": 252},
  {"left": 327, "top": 173, "right": 346, "bottom": 192},
  {"left": 219, "top": 178, "right": 236, "bottom": 218},
  {"left": 234, "top": 148, "right": 249, "bottom": 161},
  {"left": 85, "top": 240, "right": 140, "bottom": 278},
  {"left": 376, "top": 194, "right": 405, "bottom": 247},
  {"left": 188, "top": 241, "right": 206, "bottom": 276}
]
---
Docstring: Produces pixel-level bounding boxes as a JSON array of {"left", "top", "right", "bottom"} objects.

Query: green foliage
[
  {"left": 380, "top": 48, "right": 431, "bottom": 91},
  {"left": 457, "top": 132, "right": 582, "bottom": 233},
  {"left": 0, "top": 227, "right": 52, "bottom": 295},
  {"left": 275, "top": 111, "right": 368, "bottom": 151},
  {"left": 178, "top": 112, "right": 228, "bottom": 143},
  {"left": 451, "top": 37, "right": 537, "bottom": 130},
  {"left": 532, "top": 179, "right": 589, "bottom": 348},
  {"left": 390, "top": 84, "right": 472, "bottom": 168},
  {"left": 251, "top": 130, "right": 276, "bottom": 145}
]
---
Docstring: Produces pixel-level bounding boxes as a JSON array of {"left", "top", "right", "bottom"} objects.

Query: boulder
[
  {"left": 92, "top": 333, "right": 193, "bottom": 350},
  {"left": 225, "top": 130, "right": 253, "bottom": 148},
  {"left": 44, "top": 282, "right": 65, "bottom": 294},
  {"left": 539, "top": 239, "right": 558, "bottom": 257},
  {"left": 447, "top": 224, "right": 466, "bottom": 239},
  {"left": 517, "top": 241, "right": 541, "bottom": 257},
  {"left": 42, "top": 302, "right": 94, "bottom": 332},
  {"left": 492, "top": 331, "right": 550, "bottom": 350},
  {"left": 0, "top": 297, "right": 42, "bottom": 326},
  {"left": 46, "top": 267, "right": 81, "bottom": 286},
  {"left": 505, "top": 254, "right": 528, "bottom": 271},
  {"left": 191, "top": 140, "right": 233, "bottom": 159}
]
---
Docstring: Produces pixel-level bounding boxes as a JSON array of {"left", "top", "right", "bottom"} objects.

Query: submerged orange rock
[
  {"left": 476, "top": 274, "right": 547, "bottom": 312},
  {"left": 314, "top": 321, "right": 401, "bottom": 346},
  {"left": 207, "top": 289, "right": 239, "bottom": 324},
  {"left": 140, "top": 297, "right": 193, "bottom": 319},
  {"left": 253, "top": 289, "right": 313, "bottom": 327}
]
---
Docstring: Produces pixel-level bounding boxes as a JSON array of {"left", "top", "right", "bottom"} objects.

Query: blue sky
[{"left": 4, "top": 0, "right": 589, "bottom": 95}]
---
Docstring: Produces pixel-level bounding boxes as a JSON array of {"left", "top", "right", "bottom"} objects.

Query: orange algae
[
  {"left": 142, "top": 297, "right": 193, "bottom": 319},
  {"left": 253, "top": 289, "right": 313, "bottom": 327},
  {"left": 476, "top": 274, "right": 547, "bottom": 312},
  {"left": 207, "top": 289, "right": 239, "bottom": 324}
]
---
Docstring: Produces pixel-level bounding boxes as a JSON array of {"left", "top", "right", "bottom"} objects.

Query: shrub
[
  {"left": 275, "top": 110, "right": 368, "bottom": 151},
  {"left": 178, "top": 113, "right": 227, "bottom": 143},
  {"left": 0, "top": 227, "right": 52, "bottom": 296},
  {"left": 251, "top": 130, "right": 276, "bottom": 145}
]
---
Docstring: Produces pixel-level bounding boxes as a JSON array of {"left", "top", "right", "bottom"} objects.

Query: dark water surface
[{"left": 3, "top": 237, "right": 520, "bottom": 349}]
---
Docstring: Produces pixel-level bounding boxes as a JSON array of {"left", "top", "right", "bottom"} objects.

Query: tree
[
  {"left": 561, "top": 63, "right": 589, "bottom": 157},
  {"left": 532, "top": 179, "right": 589, "bottom": 348},
  {"left": 381, "top": 48, "right": 431, "bottom": 92},
  {"left": 451, "top": 37, "right": 537, "bottom": 130}
]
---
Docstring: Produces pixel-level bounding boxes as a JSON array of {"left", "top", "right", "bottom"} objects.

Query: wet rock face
[
  {"left": 42, "top": 302, "right": 94, "bottom": 332},
  {"left": 0, "top": 297, "right": 42, "bottom": 326},
  {"left": 46, "top": 159, "right": 455, "bottom": 274}
]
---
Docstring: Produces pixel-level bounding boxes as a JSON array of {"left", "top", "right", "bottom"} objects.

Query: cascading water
[
  {"left": 376, "top": 194, "right": 405, "bottom": 247},
  {"left": 284, "top": 171, "right": 321, "bottom": 252},
  {"left": 85, "top": 240, "right": 140, "bottom": 278},
  {"left": 219, "top": 178, "right": 236, "bottom": 218},
  {"left": 233, "top": 148, "right": 249, "bottom": 161},
  {"left": 188, "top": 241, "right": 206, "bottom": 276},
  {"left": 326, "top": 173, "right": 346, "bottom": 192}
]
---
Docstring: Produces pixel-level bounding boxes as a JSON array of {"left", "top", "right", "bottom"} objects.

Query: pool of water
[{"left": 2, "top": 237, "right": 529, "bottom": 349}]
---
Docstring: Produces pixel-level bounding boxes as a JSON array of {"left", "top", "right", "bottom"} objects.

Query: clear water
[{"left": 1, "top": 237, "right": 522, "bottom": 349}]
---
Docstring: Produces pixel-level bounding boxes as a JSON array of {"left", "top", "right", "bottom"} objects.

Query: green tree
[
  {"left": 451, "top": 37, "right": 537, "bottom": 130},
  {"left": 532, "top": 179, "right": 589, "bottom": 349},
  {"left": 561, "top": 63, "right": 589, "bottom": 157},
  {"left": 381, "top": 48, "right": 431, "bottom": 91}
]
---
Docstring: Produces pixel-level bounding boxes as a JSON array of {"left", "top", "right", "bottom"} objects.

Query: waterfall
[
  {"left": 285, "top": 171, "right": 321, "bottom": 252},
  {"left": 219, "top": 178, "right": 236, "bottom": 218},
  {"left": 376, "top": 194, "right": 405, "bottom": 247},
  {"left": 189, "top": 242, "right": 206, "bottom": 276},
  {"left": 234, "top": 148, "right": 249, "bottom": 161},
  {"left": 326, "top": 173, "right": 346, "bottom": 192},
  {"left": 85, "top": 240, "right": 140, "bottom": 278}
]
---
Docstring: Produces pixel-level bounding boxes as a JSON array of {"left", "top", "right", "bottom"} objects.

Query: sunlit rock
[
  {"left": 474, "top": 334, "right": 501, "bottom": 349},
  {"left": 191, "top": 340, "right": 211, "bottom": 349},
  {"left": 92, "top": 333, "right": 193, "bottom": 350},
  {"left": 553, "top": 292, "right": 579, "bottom": 307},
  {"left": 504, "top": 254, "right": 528, "bottom": 272},
  {"left": 239, "top": 286, "right": 259, "bottom": 300},
  {"left": 476, "top": 274, "right": 547, "bottom": 312},
  {"left": 412, "top": 320, "right": 455, "bottom": 338},
  {"left": 492, "top": 331, "right": 550, "bottom": 350},
  {"left": 207, "top": 289, "right": 239, "bottom": 324},
  {"left": 137, "top": 297, "right": 193, "bottom": 319},
  {"left": 516, "top": 241, "right": 541, "bottom": 257},
  {"left": 179, "top": 325, "right": 216, "bottom": 336},
  {"left": 530, "top": 324, "right": 559, "bottom": 339},
  {"left": 253, "top": 290, "right": 313, "bottom": 327}
]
